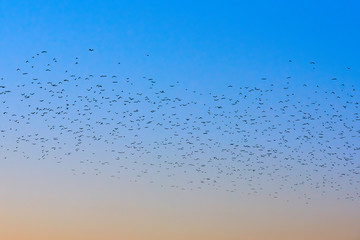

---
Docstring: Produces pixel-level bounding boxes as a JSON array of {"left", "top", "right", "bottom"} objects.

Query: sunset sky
[{"left": 0, "top": 1, "right": 359, "bottom": 240}]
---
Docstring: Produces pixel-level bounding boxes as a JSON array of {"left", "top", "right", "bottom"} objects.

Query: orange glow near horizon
[{"left": 1, "top": 161, "right": 359, "bottom": 240}]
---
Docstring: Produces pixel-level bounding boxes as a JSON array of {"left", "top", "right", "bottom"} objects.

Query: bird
[{"left": 0, "top": 49, "right": 359, "bottom": 204}]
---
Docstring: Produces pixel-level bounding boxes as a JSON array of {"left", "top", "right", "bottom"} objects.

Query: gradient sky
[{"left": 1, "top": 1, "right": 360, "bottom": 240}]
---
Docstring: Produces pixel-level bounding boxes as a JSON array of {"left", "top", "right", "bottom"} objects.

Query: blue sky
[
  {"left": 1, "top": 1, "right": 359, "bottom": 86},
  {"left": 1, "top": 2, "right": 360, "bottom": 239}
]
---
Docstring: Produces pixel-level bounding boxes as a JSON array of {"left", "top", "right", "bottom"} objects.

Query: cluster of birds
[{"left": 1, "top": 49, "right": 359, "bottom": 203}]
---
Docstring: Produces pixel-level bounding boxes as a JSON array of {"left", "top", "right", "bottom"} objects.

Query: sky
[{"left": 0, "top": 1, "right": 360, "bottom": 240}]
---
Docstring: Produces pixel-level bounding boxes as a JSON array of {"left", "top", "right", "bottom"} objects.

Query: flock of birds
[{"left": 1, "top": 49, "right": 359, "bottom": 203}]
